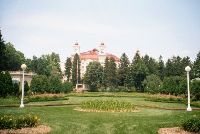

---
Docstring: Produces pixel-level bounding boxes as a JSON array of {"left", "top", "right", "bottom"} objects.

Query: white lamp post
[
  {"left": 185, "top": 66, "right": 192, "bottom": 111},
  {"left": 20, "top": 64, "right": 27, "bottom": 108}
]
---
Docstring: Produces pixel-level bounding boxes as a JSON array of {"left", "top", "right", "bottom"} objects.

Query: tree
[
  {"left": 0, "top": 71, "right": 13, "bottom": 97},
  {"left": 158, "top": 55, "right": 165, "bottom": 80},
  {"left": 0, "top": 30, "right": 7, "bottom": 71},
  {"left": 62, "top": 81, "right": 73, "bottom": 93},
  {"left": 5, "top": 42, "right": 25, "bottom": 71},
  {"left": 193, "top": 51, "right": 200, "bottom": 78},
  {"left": 143, "top": 54, "right": 159, "bottom": 75},
  {"left": 191, "top": 80, "right": 200, "bottom": 100},
  {"left": 130, "top": 50, "right": 148, "bottom": 92},
  {"left": 118, "top": 53, "right": 130, "bottom": 87},
  {"left": 84, "top": 61, "right": 103, "bottom": 91},
  {"left": 72, "top": 54, "right": 81, "bottom": 86},
  {"left": 49, "top": 74, "right": 62, "bottom": 93},
  {"left": 65, "top": 57, "right": 72, "bottom": 81},
  {"left": 24, "top": 81, "right": 30, "bottom": 95},
  {"left": 30, "top": 75, "right": 49, "bottom": 93},
  {"left": 143, "top": 74, "right": 162, "bottom": 94}
]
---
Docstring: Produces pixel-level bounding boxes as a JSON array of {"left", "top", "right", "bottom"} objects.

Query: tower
[
  {"left": 73, "top": 42, "right": 80, "bottom": 55},
  {"left": 98, "top": 42, "right": 106, "bottom": 66}
]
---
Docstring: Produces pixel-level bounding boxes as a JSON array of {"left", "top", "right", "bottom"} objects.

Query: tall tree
[
  {"left": 72, "top": 54, "right": 81, "bottom": 86},
  {"left": 158, "top": 55, "right": 165, "bottom": 80},
  {"left": 4, "top": 42, "right": 25, "bottom": 71},
  {"left": 0, "top": 30, "right": 6, "bottom": 71},
  {"left": 65, "top": 57, "right": 72, "bottom": 81},
  {"left": 143, "top": 54, "right": 159, "bottom": 75},
  {"left": 102, "top": 57, "right": 109, "bottom": 88},
  {"left": 84, "top": 61, "right": 103, "bottom": 91},
  {"left": 118, "top": 53, "right": 130, "bottom": 87},
  {"left": 130, "top": 50, "right": 148, "bottom": 91},
  {"left": 193, "top": 51, "right": 200, "bottom": 78}
]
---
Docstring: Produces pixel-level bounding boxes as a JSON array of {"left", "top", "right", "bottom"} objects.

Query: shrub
[
  {"left": 30, "top": 75, "right": 49, "bottom": 93},
  {"left": 143, "top": 74, "right": 162, "bottom": 94},
  {"left": 81, "top": 99, "right": 135, "bottom": 112},
  {"left": 28, "top": 94, "right": 68, "bottom": 102},
  {"left": 162, "top": 76, "right": 186, "bottom": 95},
  {"left": 191, "top": 80, "right": 200, "bottom": 100},
  {"left": 0, "top": 114, "right": 40, "bottom": 129},
  {"left": 182, "top": 117, "right": 200, "bottom": 133},
  {"left": 0, "top": 71, "right": 13, "bottom": 97},
  {"left": 62, "top": 81, "right": 73, "bottom": 93},
  {"left": 13, "top": 82, "right": 19, "bottom": 96},
  {"left": 48, "top": 74, "right": 62, "bottom": 93},
  {"left": 24, "top": 81, "right": 30, "bottom": 95}
]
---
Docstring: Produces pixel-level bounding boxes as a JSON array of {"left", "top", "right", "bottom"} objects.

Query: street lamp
[
  {"left": 20, "top": 64, "right": 27, "bottom": 108},
  {"left": 185, "top": 66, "right": 192, "bottom": 111}
]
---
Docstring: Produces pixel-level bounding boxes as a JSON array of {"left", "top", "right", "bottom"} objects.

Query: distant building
[
  {"left": 71, "top": 42, "right": 120, "bottom": 78},
  {"left": 9, "top": 71, "right": 36, "bottom": 85}
]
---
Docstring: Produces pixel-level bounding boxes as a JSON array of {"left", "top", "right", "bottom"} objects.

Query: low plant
[
  {"left": 0, "top": 114, "right": 40, "bottom": 129},
  {"left": 81, "top": 99, "right": 135, "bottom": 112},
  {"left": 182, "top": 117, "right": 200, "bottom": 133},
  {"left": 28, "top": 94, "right": 68, "bottom": 102}
]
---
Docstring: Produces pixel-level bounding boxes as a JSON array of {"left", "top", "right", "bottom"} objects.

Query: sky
[{"left": 0, "top": 0, "right": 200, "bottom": 63}]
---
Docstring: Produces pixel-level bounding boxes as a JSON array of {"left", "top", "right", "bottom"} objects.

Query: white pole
[
  {"left": 20, "top": 69, "right": 25, "bottom": 108},
  {"left": 186, "top": 71, "right": 192, "bottom": 111}
]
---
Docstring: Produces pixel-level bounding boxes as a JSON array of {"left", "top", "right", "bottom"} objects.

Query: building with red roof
[{"left": 72, "top": 42, "right": 120, "bottom": 78}]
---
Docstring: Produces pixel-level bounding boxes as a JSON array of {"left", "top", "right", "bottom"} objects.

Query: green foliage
[
  {"left": 118, "top": 53, "right": 130, "bottom": 87},
  {"left": 29, "top": 52, "right": 61, "bottom": 77},
  {"left": 193, "top": 51, "right": 200, "bottom": 78},
  {"left": 81, "top": 99, "right": 135, "bottom": 112},
  {"left": 28, "top": 94, "right": 68, "bottom": 102},
  {"left": 30, "top": 75, "right": 49, "bottom": 93},
  {"left": 65, "top": 57, "right": 72, "bottom": 81},
  {"left": 72, "top": 54, "right": 81, "bottom": 86},
  {"left": 182, "top": 117, "right": 200, "bottom": 133},
  {"left": 24, "top": 81, "right": 30, "bottom": 95},
  {"left": 143, "top": 74, "right": 162, "bottom": 94},
  {"left": 158, "top": 55, "right": 165, "bottom": 80},
  {"left": 0, "top": 71, "right": 13, "bottom": 97},
  {"left": 162, "top": 76, "right": 186, "bottom": 95},
  {"left": 84, "top": 61, "right": 103, "bottom": 91},
  {"left": 0, "top": 30, "right": 7, "bottom": 71},
  {"left": 143, "top": 54, "right": 159, "bottom": 75},
  {"left": 165, "top": 56, "right": 192, "bottom": 77},
  {"left": 0, "top": 114, "right": 39, "bottom": 129},
  {"left": 48, "top": 74, "right": 62, "bottom": 93},
  {"left": 62, "top": 81, "right": 73, "bottom": 93},
  {"left": 13, "top": 82, "right": 19, "bottom": 96},
  {"left": 130, "top": 51, "right": 149, "bottom": 92},
  {"left": 191, "top": 80, "right": 200, "bottom": 100},
  {"left": 5, "top": 42, "right": 25, "bottom": 71}
]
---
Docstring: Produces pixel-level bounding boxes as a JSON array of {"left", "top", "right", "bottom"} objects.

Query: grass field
[{"left": 0, "top": 92, "right": 200, "bottom": 134}]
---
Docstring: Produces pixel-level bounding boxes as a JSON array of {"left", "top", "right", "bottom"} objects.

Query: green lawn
[{"left": 0, "top": 93, "right": 200, "bottom": 134}]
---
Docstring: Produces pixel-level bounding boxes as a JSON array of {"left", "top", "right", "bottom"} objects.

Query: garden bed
[
  {"left": 0, "top": 125, "right": 51, "bottom": 134},
  {"left": 158, "top": 127, "right": 196, "bottom": 134}
]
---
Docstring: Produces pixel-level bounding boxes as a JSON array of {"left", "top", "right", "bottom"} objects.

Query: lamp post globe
[
  {"left": 20, "top": 64, "right": 26, "bottom": 108},
  {"left": 185, "top": 66, "right": 191, "bottom": 72},
  {"left": 185, "top": 66, "right": 192, "bottom": 111}
]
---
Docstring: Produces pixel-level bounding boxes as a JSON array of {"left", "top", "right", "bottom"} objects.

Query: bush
[
  {"left": 48, "top": 74, "right": 62, "bottom": 93},
  {"left": 62, "top": 81, "right": 73, "bottom": 93},
  {"left": 13, "top": 82, "right": 19, "bottom": 96},
  {"left": 191, "top": 80, "right": 200, "bottom": 100},
  {"left": 24, "top": 81, "right": 30, "bottom": 95},
  {"left": 0, "top": 71, "right": 13, "bottom": 97},
  {"left": 182, "top": 117, "right": 200, "bottom": 133},
  {"left": 0, "top": 114, "right": 40, "bottom": 129},
  {"left": 162, "top": 76, "right": 186, "bottom": 95},
  {"left": 143, "top": 74, "right": 162, "bottom": 94},
  {"left": 30, "top": 75, "right": 49, "bottom": 93},
  {"left": 81, "top": 99, "right": 135, "bottom": 112},
  {"left": 28, "top": 94, "right": 68, "bottom": 102}
]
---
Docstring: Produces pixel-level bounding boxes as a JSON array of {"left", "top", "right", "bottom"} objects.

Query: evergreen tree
[
  {"left": 72, "top": 54, "right": 81, "bottom": 86},
  {"left": 107, "top": 57, "right": 117, "bottom": 87},
  {"left": 193, "top": 51, "right": 200, "bottom": 78},
  {"left": 84, "top": 61, "right": 103, "bottom": 91},
  {"left": 65, "top": 57, "right": 72, "bottom": 81},
  {"left": 0, "top": 71, "right": 13, "bottom": 97},
  {"left": 102, "top": 57, "right": 109, "bottom": 88},
  {"left": 143, "top": 54, "right": 159, "bottom": 75},
  {"left": 158, "top": 55, "right": 165, "bottom": 80},
  {"left": 0, "top": 30, "right": 6, "bottom": 71},
  {"left": 118, "top": 53, "right": 130, "bottom": 87},
  {"left": 130, "top": 50, "right": 148, "bottom": 92}
]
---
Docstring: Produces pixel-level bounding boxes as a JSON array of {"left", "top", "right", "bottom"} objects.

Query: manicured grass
[{"left": 0, "top": 92, "right": 200, "bottom": 134}]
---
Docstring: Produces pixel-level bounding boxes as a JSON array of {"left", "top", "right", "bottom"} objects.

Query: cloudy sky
[{"left": 0, "top": 0, "right": 200, "bottom": 63}]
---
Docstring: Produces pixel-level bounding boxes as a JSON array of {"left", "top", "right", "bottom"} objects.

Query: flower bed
[{"left": 81, "top": 99, "right": 136, "bottom": 112}]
